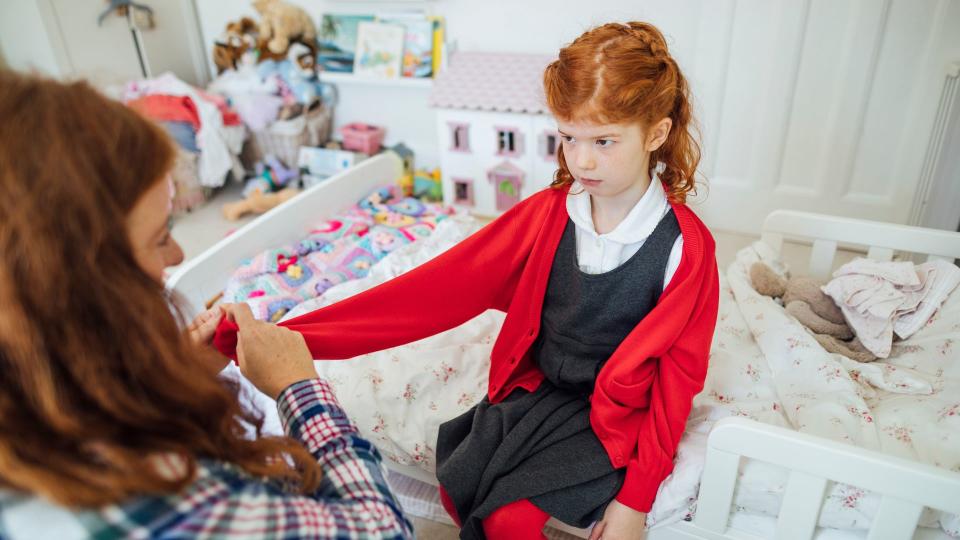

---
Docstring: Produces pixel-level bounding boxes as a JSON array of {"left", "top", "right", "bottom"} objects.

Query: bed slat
[
  {"left": 865, "top": 497, "right": 923, "bottom": 540},
  {"left": 808, "top": 239, "right": 838, "bottom": 281},
  {"left": 866, "top": 246, "right": 894, "bottom": 262},
  {"left": 693, "top": 449, "right": 740, "bottom": 532},
  {"left": 775, "top": 471, "right": 827, "bottom": 539}
]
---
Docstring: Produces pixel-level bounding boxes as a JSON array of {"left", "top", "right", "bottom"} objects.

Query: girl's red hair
[{"left": 543, "top": 22, "right": 701, "bottom": 203}]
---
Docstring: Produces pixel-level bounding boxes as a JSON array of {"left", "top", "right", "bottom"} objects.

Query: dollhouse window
[
  {"left": 495, "top": 126, "right": 523, "bottom": 157},
  {"left": 452, "top": 178, "right": 475, "bottom": 207},
  {"left": 540, "top": 130, "right": 559, "bottom": 161},
  {"left": 449, "top": 123, "right": 470, "bottom": 152}
]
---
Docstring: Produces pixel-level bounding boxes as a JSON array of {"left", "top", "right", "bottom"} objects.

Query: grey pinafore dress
[{"left": 436, "top": 209, "right": 681, "bottom": 539}]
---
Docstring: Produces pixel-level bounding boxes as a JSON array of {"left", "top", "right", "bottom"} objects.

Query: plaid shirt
[{"left": 0, "top": 379, "right": 414, "bottom": 539}]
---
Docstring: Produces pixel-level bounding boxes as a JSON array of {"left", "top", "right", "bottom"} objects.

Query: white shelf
[{"left": 321, "top": 72, "right": 434, "bottom": 89}]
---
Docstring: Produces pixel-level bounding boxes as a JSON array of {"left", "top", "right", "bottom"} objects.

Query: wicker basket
[
  {"left": 241, "top": 103, "right": 333, "bottom": 169},
  {"left": 170, "top": 148, "right": 212, "bottom": 214}
]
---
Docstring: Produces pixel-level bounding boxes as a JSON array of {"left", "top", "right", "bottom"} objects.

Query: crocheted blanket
[{"left": 223, "top": 186, "right": 452, "bottom": 322}]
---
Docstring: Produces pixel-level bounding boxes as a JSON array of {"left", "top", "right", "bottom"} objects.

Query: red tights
[{"left": 439, "top": 486, "right": 550, "bottom": 539}]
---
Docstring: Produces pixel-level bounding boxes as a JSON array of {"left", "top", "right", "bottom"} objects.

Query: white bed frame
[{"left": 167, "top": 153, "right": 960, "bottom": 540}]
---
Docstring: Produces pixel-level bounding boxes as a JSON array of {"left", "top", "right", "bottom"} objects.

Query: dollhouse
[{"left": 430, "top": 52, "right": 558, "bottom": 216}]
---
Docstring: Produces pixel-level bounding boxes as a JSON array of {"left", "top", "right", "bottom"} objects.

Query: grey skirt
[{"left": 435, "top": 379, "right": 624, "bottom": 539}]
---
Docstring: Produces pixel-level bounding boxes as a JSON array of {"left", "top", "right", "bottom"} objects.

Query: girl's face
[
  {"left": 557, "top": 118, "right": 669, "bottom": 199},
  {"left": 127, "top": 177, "right": 184, "bottom": 282}
]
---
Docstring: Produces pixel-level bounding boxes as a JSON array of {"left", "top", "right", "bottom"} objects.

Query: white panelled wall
[{"left": 193, "top": 0, "right": 960, "bottom": 233}]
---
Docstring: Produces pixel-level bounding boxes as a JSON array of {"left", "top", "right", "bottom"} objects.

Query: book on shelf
[
  {"left": 318, "top": 11, "right": 445, "bottom": 80},
  {"left": 377, "top": 12, "right": 434, "bottom": 78},
  {"left": 353, "top": 21, "right": 405, "bottom": 79}
]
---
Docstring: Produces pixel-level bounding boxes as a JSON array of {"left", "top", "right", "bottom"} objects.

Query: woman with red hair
[
  {"left": 214, "top": 21, "right": 719, "bottom": 539},
  {"left": 0, "top": 71, "right": 412, "bottom": 538}
]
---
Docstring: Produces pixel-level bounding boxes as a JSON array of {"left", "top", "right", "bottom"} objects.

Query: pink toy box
[{"left": 339, "top": 122, "right": 386, "bottom": 154}]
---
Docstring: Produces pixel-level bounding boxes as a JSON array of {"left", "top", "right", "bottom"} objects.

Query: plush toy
[
  {"left": 256, "top": 154, "right": 299, "bottom": 190},
  {"left": 224, "top": 155, "right": 300, "bottom": 221},
  {"left": 252, "top": 0, "right": 317, "bottom": 55},
  {"left": 222, "top": 187, "right": 299, "bottom": 221},
  {"left": 213, "top": 17, "right": 258, "bottom": 74},
  {"left": 750, "top": 262, "right": 877, "bottom": 362}
]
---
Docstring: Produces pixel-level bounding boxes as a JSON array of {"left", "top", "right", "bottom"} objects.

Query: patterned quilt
[{"left": 223, "top": 186, "right": 452, "bottom": 322}]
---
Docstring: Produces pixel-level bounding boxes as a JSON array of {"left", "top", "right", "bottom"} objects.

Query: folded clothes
[
  {"left": 822, "top": 258, "right": 960, "bottom": 357},
  {"left": 127, "top": 94, "right": 201, "bottom": 130},
  {"left": 161, "top": 120, "right": 199, "bottom": 152}
]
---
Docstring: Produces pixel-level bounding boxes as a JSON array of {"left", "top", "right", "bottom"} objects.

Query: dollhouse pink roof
[{"left": 430, "top": 52, "right": 555, "bottom": 114}]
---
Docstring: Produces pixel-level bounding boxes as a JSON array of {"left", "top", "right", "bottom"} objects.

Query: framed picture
[{"left": 318, "top": 14, "right": 374, "bottom": 73}]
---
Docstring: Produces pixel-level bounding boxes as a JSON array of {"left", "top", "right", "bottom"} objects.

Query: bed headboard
[
  {"left": 760, "top": 210, "right": 960, "bottom": 281},
  {"left": 165, "top": 153, "right": 404, "bottom": 315}
]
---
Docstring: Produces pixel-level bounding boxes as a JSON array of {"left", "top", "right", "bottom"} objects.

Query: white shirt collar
[{"left": 566, "top": 175, "right": 670, "bottom": 245}]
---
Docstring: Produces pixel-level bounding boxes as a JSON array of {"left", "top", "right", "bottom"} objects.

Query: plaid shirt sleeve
[
  {"left": 0, "top": 379, "right": 414, "bottom": 540},
  {"left": 169, "top": 378, "right": 414, "bottom": 539}
]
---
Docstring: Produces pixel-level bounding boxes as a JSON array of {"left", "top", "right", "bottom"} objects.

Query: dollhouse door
[{"left": 487, "top": 161, "right": 524, "bottom": 212}]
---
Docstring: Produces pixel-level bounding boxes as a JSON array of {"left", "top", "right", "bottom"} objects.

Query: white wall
[
  {"left": 177, "top": 1, "right": 960, "bottom": 232},
  {"left": 194, "top": 0, "right": 697, "bottom": 172},
  {"left": 0, "top": 1, "right": 64, "bottom": 76}
]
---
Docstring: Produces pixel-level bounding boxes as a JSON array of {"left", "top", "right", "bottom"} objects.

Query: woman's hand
[
  {"left": 222, "top": 303, "right": 318, "bottom": 400},
  {"left": 589, "top": 500, "right": 647, "bottom": 540},
  {"left": 187, "top": 306, "right": 224, "bottom": 346}
]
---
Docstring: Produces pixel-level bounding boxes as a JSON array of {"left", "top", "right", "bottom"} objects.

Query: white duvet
[{"left": 230, "top": 218, "right": 959, "bottom": 536}]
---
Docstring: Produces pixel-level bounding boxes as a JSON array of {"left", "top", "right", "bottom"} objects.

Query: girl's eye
[
  {"left": 596, "top": 139, "right": 614, "bottom": 148},
  {"left": 158, "top": 232, "right": 171, "bottom": 247},
  {"left": 560, "top": 135, "right": 575, "bottom": 143}
]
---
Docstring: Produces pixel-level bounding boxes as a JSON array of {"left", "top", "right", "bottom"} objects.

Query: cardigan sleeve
[
  {"left": 614, "top": 257, "right": 720, "bottom": 513},
  {"left": 213, "top": 192, "right": 547, "bottom": 360}
]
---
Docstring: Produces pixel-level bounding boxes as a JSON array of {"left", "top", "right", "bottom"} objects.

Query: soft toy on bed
[{"left": 750, "top": 262, "right": 877, "bottom": 362}]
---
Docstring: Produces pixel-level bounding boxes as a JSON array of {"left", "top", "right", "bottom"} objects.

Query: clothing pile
[
  {"left": 124, "top": 73, "right": 246, "bottom": 212},
  {"left": 822, "top": 258, "right": 960, "bottom": 358}
]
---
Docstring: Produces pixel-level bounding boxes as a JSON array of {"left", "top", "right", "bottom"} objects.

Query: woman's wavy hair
[
  {"left": 0, "top": 71, "right": 320, "bottom": 507},
  {"left": 543, "top": 22, "right": 701, "bottom": 203}
]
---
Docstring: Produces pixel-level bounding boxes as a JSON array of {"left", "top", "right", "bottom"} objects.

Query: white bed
[{"left": 167, "top": 153, "right": 960, "bottom": 540}]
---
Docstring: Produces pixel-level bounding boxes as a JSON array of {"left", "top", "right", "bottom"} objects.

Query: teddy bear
[
  {"left": 252, "top": 0, "right": 317, "bottom": 55},
  {"left": 222, "top": 187, "right": 299, "bottom": 221},
  {"left": 749, "top": 262, "right": 877, "bottom": 362}
]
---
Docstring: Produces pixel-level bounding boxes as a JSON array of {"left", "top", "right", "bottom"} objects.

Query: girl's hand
[
  {"left": 589, "top": 500, "right": 647, "bottom": 540},
  {"left": 222, "top": 303, "right": 318, "bottom": 400},
  {"left": 187, "top": 306, "right": 224, "bottom": 346}
]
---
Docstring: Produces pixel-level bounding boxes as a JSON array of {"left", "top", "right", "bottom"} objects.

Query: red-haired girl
[{"left": 217, "top": 20, "right": 720, "bottom": 540}]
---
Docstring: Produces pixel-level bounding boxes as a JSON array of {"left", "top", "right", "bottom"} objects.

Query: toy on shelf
[
  {"left": 413, "top": 168, "right": 442, "bottom": 201},
  {"left": 212, "top": 15, "right": 317, "bottom": 74},
  {"left": 252, "top": 0, "right": 317, "bottom": 55},
  {"left": 340, "top": 122, "right": 386, "bottom": 154},
  {"left": 390, "top": 142, "right": 415, "bottom": 196}
]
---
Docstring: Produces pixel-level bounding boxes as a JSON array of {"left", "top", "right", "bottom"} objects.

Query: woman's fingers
[
  {"left": 188, "top": 306, "right": 224, "bottom": 346},
  {"left": 223, "top": 303, "right": 255, "bottom": 326}
]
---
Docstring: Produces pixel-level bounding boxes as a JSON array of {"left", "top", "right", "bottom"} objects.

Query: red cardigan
[{"left": 214, "top": 185, "right": 720, "bottom": 513}]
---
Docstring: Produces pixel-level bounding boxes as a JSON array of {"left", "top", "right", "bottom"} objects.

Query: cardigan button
[
  {"left": 509, "top": 356, "right": 517, "bottom": 364},
  {"left": 528, "top": 328, "right": 536, "bottom": 337}
]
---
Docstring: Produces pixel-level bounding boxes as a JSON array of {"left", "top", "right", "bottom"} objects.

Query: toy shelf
[{"left": 321, "top": 72, "right": 434, "bottom": 89}]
